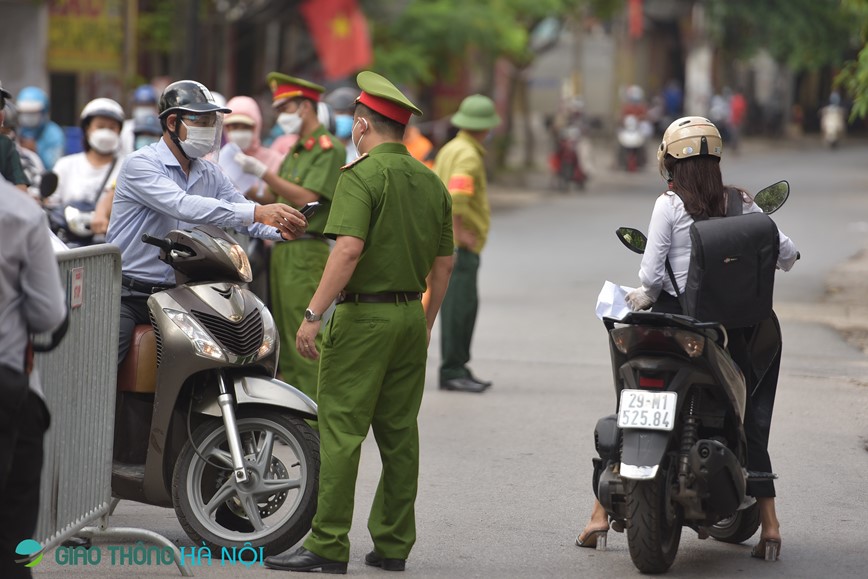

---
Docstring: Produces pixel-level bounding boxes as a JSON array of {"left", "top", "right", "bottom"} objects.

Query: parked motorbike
[
  {"left": 114, "top": 224, "right": 319, "bottom": 557},
  {"left": 592, "top": 182, "right": 790, "bottom": 573}
]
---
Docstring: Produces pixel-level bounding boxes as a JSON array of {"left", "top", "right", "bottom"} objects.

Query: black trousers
[
  {"left": 0, "top": 365, "right": 50, "bottom": 579},
  {"left": 118, "top": 292, "right": 151, "bottom": 365},
  {"left": 652, "top": 292, "right": 777, "bottom": 497}
]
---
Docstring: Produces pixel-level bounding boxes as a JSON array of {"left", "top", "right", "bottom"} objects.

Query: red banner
[
  {"left": 628, "top": 0, "right": 643, "bottom": 39},
  {"left": 299, "top": 0, "right": 373, "bottom": 80}
]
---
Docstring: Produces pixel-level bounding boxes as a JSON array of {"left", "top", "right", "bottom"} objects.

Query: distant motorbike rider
[
  {"left": 132, "top": 113, "right": 163, "bottom": 151},
  {"left": 105, "top": 79, "right": 307, "bottom": 364},
  {"left": 120, "top": 84, "right": 159, "bottom": 155},
  {"left": 46, "top": 98, "right": 126, "bottom": 237},
  {"left": 819, "top": 91, "right": 846, "bottom": 149},
  {"left": 0, "top": 102, "right": 45, "bottom": 199},
  {"left": 577, "top": 117, "right": 798, "bottom": 560},
  {"left": 15, "top": 86, "right": 65, "bottom": 170},
  {"left": 0, "top": 81, "right": 29, "bottom": 191}
]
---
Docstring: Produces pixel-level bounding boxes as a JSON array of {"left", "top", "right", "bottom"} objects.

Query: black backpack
[{"left": 666, "top": 188, "right": 779, "bottom": 328}]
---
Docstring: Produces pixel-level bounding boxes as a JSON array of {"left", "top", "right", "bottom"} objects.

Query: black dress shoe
[
  {"left": 439, "top": 377, "right": 487, "bottom": 393},
  {"left": 467, "top": 371, "right": 493, "bottom": 388},
  {"left": 264, "top": 547, "right": 347, "bottom": 574},
  {"left": 365, "top": 550, "right": 406, "bottom": 571}
]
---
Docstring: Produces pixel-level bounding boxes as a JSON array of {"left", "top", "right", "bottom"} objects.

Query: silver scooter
[{"left": 114, "top": 224, "right": 318, "bottom": 557}]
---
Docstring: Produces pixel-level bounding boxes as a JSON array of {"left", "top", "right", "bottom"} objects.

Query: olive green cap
[
  {"left": 266, "top": 72, "right": 325, "bottom": 105},
  {"left": 356, "top": 71, "right": 422, "bottom": 125},
  {"left": 451, "top": 94, "right": 501, "bottom": 131}
]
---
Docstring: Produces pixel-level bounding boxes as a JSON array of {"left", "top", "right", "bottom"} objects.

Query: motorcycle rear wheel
[
  {"left": 625, "top": 454, "right": 683, "bottom": 574},
  {"left": 708, "top": 502, "right": 760, "bottom": 544},
  {"left": 172, "top": 408, "right": 319, "bottom": 557}
]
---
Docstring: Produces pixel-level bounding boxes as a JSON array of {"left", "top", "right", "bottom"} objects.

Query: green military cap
[
  {"left": 356, "top": 71, "right": 422, "bottom": 125},
  {"left": 451, "top": 94, "right": 501, "bottom": 131},
  {"left": 267, "top": 72, "right": 325, "bottom": 106}
]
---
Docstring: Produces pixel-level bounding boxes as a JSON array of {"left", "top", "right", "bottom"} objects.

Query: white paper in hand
[
  {"left": 595, "top": 281, "right": 635, "bottom": 321},
  {"left": 218, "top": 142, "right": 259, "bottom": 195}
]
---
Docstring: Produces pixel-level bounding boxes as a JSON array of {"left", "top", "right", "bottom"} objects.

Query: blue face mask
[{"left": 335, "top": 114, "right": 354, "bottom": 139}]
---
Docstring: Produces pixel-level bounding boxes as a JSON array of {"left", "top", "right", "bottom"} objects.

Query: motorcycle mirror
[
  {"left": 754, "top": 180, "right": 789, "bottom": 214},
  {"left": 40, "top": 171, "right": 59, "bottom": 198},
  {"left": 615, "top": 227, "right": 647, "bottom": 254}
]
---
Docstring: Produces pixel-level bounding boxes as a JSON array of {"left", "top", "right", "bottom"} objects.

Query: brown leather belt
[{"left": 336, "top": 291, "right": 422, "bottom": 305}]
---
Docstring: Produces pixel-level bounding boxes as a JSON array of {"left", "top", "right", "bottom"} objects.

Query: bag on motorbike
[{"left": 668, "top": 188, "right": 779, "bottom": 328}]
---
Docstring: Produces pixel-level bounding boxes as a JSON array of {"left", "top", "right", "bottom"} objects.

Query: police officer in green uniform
[
  {"left": 264, "top": 72, "right": 454, "bottom": 574},
  {"left": 234, "top": 73, "right": 345, "bottom": 401}
]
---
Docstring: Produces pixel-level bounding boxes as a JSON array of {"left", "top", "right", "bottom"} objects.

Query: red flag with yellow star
[{"left": 299, "top": 0, "right": 373, "bottom": 80}]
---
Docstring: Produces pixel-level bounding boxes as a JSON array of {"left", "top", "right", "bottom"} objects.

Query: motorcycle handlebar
[{"left": 141, "top": 234, "right": 174, "bottom": 251}]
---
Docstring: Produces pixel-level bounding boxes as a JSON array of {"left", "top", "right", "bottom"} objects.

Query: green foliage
[
  {"left": 368, "top": 0, "right": 612, "bottom": 86},
  {"left": 707, "top": 0, "right": 855, "bottom": 72},
  {"left": 138, "top": 0, "right": 177, "bottom": 56},
  {"left": 836, "top": 0, "right": 868, "bottom": 119}
]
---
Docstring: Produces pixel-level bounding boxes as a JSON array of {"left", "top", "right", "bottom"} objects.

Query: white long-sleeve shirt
[{"left": 639, "top": 191, "right": 799, "bottom": 300}]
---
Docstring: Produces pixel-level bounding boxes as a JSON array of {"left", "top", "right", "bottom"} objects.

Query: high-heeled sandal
[
  {"left": 751, "top": 538, "right": 781, "bottom": 561},
  {"left": 575, "top": 529, "right": 608, "bottom": 551}
]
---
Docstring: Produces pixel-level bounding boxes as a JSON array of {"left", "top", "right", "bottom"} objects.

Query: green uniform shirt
[
  {"left": 275, "top": 125, "right": 345, "bottom": 234},
  {"left": 324, "top": 142, "right": 453, "bottom": 293},
  {"left": 433, "top": 130, "right": 489, "bottom": 253},
  {"left": 0, "top": 135, "right": 29, "bottom": 186}
]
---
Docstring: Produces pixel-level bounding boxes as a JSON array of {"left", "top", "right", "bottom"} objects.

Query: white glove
[
  {"left": 626, "top": 286, "right": 654, "bottom": 311},
  {"left": 234, "top": 152, "right": 268, "bottom": 178}
]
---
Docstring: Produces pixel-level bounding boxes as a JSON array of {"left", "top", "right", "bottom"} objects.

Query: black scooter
[{"left": 592, "top": 182, "right": 791, "bottom": 573}]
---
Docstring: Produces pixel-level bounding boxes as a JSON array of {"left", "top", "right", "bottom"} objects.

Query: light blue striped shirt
[{"left": 106, "top": 139, "right": 281, "bottom": 285}]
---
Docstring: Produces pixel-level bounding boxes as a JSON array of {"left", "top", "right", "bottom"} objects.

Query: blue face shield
[{"left": 334, "top": 114, "right": 354, "bottom": 139}]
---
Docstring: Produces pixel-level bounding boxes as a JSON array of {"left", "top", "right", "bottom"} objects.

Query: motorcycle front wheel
[
  {"left": 172, "top": 408, "right": 319, "bottom": 557},
  {"left": 625, "top": 453, "right": 683, "bottom": 574}
]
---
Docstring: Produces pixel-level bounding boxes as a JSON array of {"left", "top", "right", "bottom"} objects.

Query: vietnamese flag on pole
[
  {"left": 299, "top": 0, "right": 373, "bottom": 80},
  {"left": 628, "top": 0, "right": 643, "bottom": 39}
]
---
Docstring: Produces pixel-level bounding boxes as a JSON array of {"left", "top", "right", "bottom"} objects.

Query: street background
[{"left": 34, "top": 134, "right": 868, "bottom": 577}]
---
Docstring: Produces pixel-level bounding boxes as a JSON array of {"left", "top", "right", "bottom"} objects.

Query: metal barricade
[{"left": 33, "top": 244, "right": 190, "bottom": 576}]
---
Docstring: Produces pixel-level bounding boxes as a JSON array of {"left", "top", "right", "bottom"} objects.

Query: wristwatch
[{"left": 304, "top": 308, "right": 322, "bottom": 322}]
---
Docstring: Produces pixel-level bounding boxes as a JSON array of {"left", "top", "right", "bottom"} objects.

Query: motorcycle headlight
[
  {"left": 258, "top": 307, "right": 277, "bottom": 359},
  {"left": 164, "top": 308, "right": 226, "bottom": 361},
  {"left": 213, "top": 237, "right": 253, "bottom": 283}
]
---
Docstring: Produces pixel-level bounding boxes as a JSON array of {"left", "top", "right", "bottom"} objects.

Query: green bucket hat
[{"left": 451, "top": 94, "right": 501, "bottom": 131}]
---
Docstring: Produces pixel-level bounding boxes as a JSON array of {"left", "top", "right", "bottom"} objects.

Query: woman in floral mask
[{"left": 47, "top": 98, "right": 125, "bottom": 235}]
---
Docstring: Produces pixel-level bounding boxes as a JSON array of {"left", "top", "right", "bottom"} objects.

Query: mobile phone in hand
[{"left": 300, "top": 202, "right": 321, "bottom": 219}]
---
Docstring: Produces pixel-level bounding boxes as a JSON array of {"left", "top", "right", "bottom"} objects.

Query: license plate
[{"left": 617, "top": 389, "right": 677, "bottom": 431}]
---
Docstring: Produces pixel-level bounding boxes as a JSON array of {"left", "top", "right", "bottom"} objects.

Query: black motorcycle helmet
[{"left": 158, "top": 80, "right": 231, "bottom": 158}]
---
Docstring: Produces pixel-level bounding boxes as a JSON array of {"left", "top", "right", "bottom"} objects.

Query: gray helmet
[{"left": 324, "top": 87, "right": 360, "bottom": 113}]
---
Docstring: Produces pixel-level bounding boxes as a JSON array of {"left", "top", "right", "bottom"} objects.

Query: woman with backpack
[{"left": 576, "top": 116, "right": 798, "bottom": 560}]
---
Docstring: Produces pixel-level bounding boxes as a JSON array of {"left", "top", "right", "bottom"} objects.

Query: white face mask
[
  {"left": 19, "top": 112, "right": 41, "bottom": 128},
  {"left": 277, "top": 112, "right": 302, "bottom": 135},
  {"left": 226, "top": 129, "right": 254, "bottom": 151},
  {"left": 351, "top": 118, "right": 367, "bottom": 156},
  {"left": 88, "top": 128, "right": 120, "bottom": 155},
  {"left": 180, "top": 120, "right": 217, "bottom": 159}
]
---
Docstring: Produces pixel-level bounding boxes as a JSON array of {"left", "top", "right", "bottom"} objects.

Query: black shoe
[
  {"left": 365, "top": 550, "right": 406, "bottom": 571},
  {"left": 467, "top": 372, "right": 493, "bottom": 388},
  {"left": 439, "top": 377, "right": 487, "bottom": 393},
  {"left": 264, "top": 547, "right": 347, "bottom": 574}
]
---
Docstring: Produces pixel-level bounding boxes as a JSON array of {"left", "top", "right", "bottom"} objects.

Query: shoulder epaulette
[
  {"left": 319, "top": 134, "right": 333, "bottom": 150},
  {"left": 341, "top": 153, "right": 369, "bottom": 171}
]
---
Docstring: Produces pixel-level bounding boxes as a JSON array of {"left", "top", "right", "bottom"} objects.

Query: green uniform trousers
[
  {"left": 439, "top": 247, "right": 481, "bottom": 382},
  {"left": 303, "top": 300, "right": 428, "bottom": 562},
  {"left": 270, "top": 239, "right": 330, "bottom": 401}
]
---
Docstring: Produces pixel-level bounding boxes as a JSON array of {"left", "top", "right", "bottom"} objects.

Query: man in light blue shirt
[{"left": 107, "top": 80, "right": 307, "bottom": 363}]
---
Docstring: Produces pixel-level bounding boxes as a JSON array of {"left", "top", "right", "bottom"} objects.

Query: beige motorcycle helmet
[{"left": 657, "top": 116, "right": 722, "bottom": 179}]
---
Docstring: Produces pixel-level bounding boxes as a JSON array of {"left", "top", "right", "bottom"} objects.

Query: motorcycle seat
[{"left": 117, "top": 324, "right": 157, "bottom": 393}]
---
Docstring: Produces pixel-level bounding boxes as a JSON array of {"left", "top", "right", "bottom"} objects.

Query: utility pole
[{"left": 684, "top": 0, "right": 712, "bottom": 117}]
